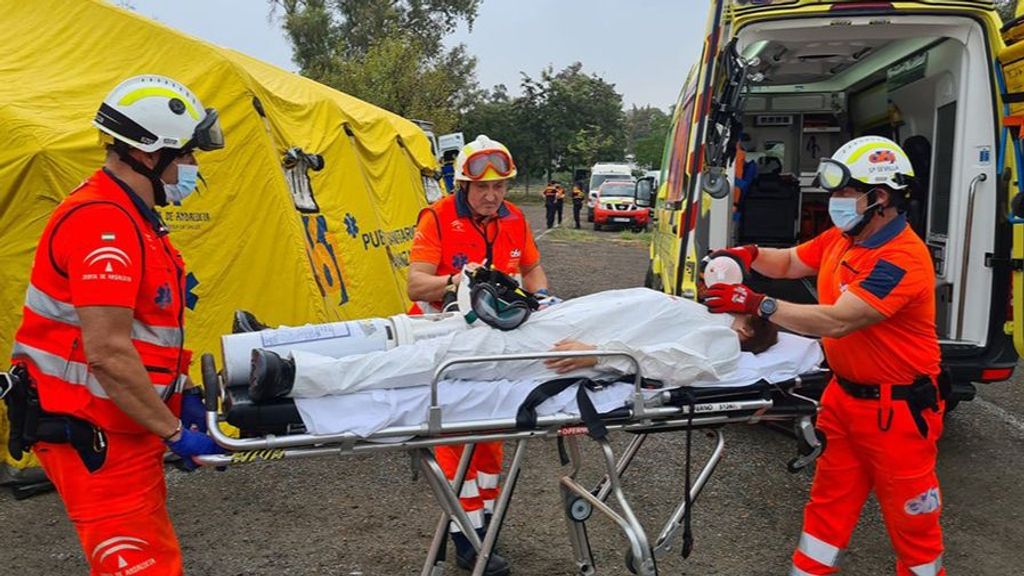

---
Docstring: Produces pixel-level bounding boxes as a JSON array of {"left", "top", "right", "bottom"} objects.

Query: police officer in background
[
  {"left": 406, "top": 134, "right": 549, "bottom": 575},
  {"left": 9, "top": 75, "right": 225, "bottom": 575},
  {"left": 704, "top": 136, "right": 945, "bottom": 576}
]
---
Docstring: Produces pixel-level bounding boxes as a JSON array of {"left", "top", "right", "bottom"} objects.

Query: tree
[
  {"left": 626, "top": 106, "right": 671, "bottom": 169},
  {"left": 271, "top": 0, "right": 481, "bottom": 132},
  {"left": 997, "top": 0, "right": 1018, "bottom": 23}
]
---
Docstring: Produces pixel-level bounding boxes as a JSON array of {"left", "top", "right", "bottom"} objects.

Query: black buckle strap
[{"left": 516, "top": 377, "right": 609, "bottom": 440}]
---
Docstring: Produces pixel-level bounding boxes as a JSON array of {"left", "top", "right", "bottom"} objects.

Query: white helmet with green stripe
[
  {"left": 817, "top": 135, "right": 914, "bottom": 192},
  {"left": 93, "top": 75, "right": 223, "bottom": 153}
]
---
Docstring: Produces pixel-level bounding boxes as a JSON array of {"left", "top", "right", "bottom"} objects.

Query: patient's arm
[{"left": 544, "top": 340, "right": 599, "bottom": 373}]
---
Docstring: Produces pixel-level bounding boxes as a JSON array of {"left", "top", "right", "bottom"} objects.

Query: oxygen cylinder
[{"left": 221, "top": 318, "right": 393, "bottom": 386}]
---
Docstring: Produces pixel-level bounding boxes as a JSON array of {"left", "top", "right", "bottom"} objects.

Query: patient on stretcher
[{"left": 247, "top": 288, "right": 778, "bottom": 402}]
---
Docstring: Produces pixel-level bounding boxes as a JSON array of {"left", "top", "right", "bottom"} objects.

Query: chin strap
[{"left": 115, "top": 144, "right": 178, "bottom": 206}]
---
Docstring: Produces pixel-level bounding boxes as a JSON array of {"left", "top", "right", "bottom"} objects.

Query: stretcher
[{"left": 195, "top": 337, "right": 828, "bottom": 576}]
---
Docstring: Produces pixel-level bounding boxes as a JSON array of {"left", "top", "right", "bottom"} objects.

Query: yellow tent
[{"left": 0, "top": 0, "right": 438, "bottom": 473}]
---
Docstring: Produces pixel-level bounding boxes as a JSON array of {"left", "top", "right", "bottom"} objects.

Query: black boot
[
  {"left": 451, "top": 529, "right": 510, "bottom": 576},
  {"left": 233, "top": 310, "right": 270, "bottom": 333},
  {"left": 248, "top": 349, "right": 295, "bottom": 403}
]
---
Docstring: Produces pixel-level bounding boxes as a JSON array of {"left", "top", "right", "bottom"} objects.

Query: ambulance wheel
[{"left": 567, "top": 497, "right": 593, "bottom": 522}]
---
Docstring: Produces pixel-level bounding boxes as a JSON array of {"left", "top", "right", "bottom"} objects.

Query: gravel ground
[{"left": 2, "top": 201, "right": 1023, "bottom": 575}]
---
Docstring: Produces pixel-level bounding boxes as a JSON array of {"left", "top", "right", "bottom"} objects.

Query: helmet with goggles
[
  {"left": 815, "top": 135, "right": 913, "bottom": 192},
  {"left": 94, "top": 75, "right": 224, "bottom": 154},
  {"left": 455, "top": 266, "right": 539, "bottom": 331},
  {"left": 454, "top": 134, "right": 517, "bottom": 182}
]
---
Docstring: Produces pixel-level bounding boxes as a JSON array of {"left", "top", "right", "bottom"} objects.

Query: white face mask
[{"left": 163, "top": 164, "right": 200, "bottom": 204}]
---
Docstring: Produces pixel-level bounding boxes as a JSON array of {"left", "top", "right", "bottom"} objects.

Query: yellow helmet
[{"left": 454, "top": 135, "right": 517, "bottom": 182}]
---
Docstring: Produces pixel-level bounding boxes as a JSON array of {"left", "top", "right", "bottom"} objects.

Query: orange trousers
[
  {"left": 791, "top": 382, "right": 945, "bottom": 576},
  {"left": 435, "top": 441, "right": 503, "bottom": 532},
  {"left": 35, "top": 433, "right": 182, "bottom": 576}
]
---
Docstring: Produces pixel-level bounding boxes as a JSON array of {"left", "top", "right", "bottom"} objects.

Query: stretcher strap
[{"left": 515, "top": 377, "right": 608, "bottom": 439}]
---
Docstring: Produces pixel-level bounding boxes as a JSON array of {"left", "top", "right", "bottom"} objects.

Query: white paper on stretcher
[{"left": 294, "top": 332, "right": 824, "bottom": 437}]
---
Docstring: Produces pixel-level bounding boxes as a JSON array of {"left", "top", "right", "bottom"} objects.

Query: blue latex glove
[
  {"left": 537, "top": 295, "right": 563, "bottom": 309},
  {"left": 166, "top": 428, "right": 224, "bottom": 471},
  {"left": 180, "top": 391, "right": 207, "bottom": 433}
]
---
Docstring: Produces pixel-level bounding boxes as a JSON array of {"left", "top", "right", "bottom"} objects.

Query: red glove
[
  {"left": 709, "top": 245, "right": 759, "bottom": 271},
  {"left": 704, "top": 283, "right": 765, "bottom": 316}
]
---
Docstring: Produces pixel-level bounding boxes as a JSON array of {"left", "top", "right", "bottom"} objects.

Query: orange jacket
[
  {"left": 410, "top": 193, "right": 540, "bottom": 311},
  {"left": 12, "top": 169, "right": 189, "bottom": 433}
]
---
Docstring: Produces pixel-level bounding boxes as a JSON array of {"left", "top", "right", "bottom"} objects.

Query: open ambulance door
[
  {"left": 672, "top": 0, "right": 735, "bottom": 298},
  {"left": 998, "top": 13, "right": 1024, "bottom": 358}
]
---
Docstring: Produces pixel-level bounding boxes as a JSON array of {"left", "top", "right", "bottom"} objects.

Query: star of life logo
[
  {"left": 92, "top": 535, "right": 156, "bottom": 575},
  {"left": 904, "top": 487, "right": 941, "bottom": 516}
]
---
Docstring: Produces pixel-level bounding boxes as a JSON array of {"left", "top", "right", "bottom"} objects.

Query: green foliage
[
  {"left": 625, "top": 106, "right": 671, "bottom": 170},
  {"left": 463, "top": 63, "right": 627, "bottom": 181},
  {"left": 997, "top": 0, "right": 1018, "bottom": 23},
  {"left": 272, "top": 0, "right": 480, "bottom": 132}
]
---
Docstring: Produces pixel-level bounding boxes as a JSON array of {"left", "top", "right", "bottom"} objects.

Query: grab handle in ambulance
[{"left": 956, "top": 172, "right": 987, "bottom": 340}]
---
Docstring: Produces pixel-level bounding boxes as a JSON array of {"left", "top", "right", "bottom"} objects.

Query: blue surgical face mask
[
  {"left": 164, "top": 164, "right": 199, "bottom": 204},
  {"left": 828, "top": 196, "right": 862, "bottom": 231},
  {"left": 828, "top": 192, "right": 880, "bottom": 232}
]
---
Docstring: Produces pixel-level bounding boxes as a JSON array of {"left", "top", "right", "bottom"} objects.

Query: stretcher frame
[{"left": 195, "top": 349, "right": 824, "bottom": 576}]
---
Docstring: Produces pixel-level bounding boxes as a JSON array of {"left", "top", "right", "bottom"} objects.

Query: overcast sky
[{"left": 124, "top": 0, "right": 704, "bottom": 111}]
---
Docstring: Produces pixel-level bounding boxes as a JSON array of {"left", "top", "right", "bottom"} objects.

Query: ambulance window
[{"left": 929, "top": 102, "right": 956, "bottom": 237}]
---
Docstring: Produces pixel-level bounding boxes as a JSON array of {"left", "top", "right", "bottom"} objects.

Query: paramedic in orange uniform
[
  {"left": 704, "top": 136, "right": 944, "bottom": 576},
  {"left": 9, "top": 75, "right": 225, "bottom": 575},
  {"left": 407, "top": 134, "right": 549, "bottom": 575}
]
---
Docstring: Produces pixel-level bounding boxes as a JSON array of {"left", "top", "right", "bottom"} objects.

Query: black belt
[
  {"left": 834, "top": 376, "right": 924, "bottom": 400},
  {"left": 834, "top": 375, "right": 940, "bottom": 437}
]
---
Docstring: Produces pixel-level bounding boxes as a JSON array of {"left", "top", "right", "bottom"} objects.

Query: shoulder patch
[{"left": 860, "top": 258, "right": 906, "bottom": 300}]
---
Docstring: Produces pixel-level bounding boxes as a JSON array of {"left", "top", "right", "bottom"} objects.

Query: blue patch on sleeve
[{"left": 860, "top": 259, "right": 906, "bottom": 300}]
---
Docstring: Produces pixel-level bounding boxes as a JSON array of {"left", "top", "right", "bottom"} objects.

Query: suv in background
[{"left": 593, "top": 180, "right": 649, "bottom": 232}]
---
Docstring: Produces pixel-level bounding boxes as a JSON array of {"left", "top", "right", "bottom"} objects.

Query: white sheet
[{"left": 293, "top": 332, "right": 824, "bottom": 437}]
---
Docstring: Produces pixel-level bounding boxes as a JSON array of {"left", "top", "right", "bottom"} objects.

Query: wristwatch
[{"left": 758, "top": 296, "right": 778, "bottom": 319}]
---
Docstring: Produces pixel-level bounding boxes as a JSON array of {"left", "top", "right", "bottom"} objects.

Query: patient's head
[{"left": 730, "top": 314, "right": 778, "bottom": 354}]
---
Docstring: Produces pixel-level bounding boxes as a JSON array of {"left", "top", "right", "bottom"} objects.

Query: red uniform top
[
  {"left": 12, "top": 169, "right": 189, "bottom": 433},
  {"left": 410, "top": 193, "right": 540, "bottom": 311},
  {"left": 795, "top": 214, "right": 940, "bottom": 385}
]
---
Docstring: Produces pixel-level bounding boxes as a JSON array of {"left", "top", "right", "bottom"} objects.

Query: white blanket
[{"left": 294, "top": 332, "right": 824, "bottom": 437}]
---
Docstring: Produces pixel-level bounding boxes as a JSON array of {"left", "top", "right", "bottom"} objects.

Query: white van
[{"left": 588, "top": 162, "right": 635, "bottom": 222}]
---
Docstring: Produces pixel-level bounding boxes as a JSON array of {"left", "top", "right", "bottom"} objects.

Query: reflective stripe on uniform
[
  {"left": 477, "top": 471, "right": 500, "bottom": 490},
  {"left": 790, "top": 565, "right": 815, "bottom": 576},
  {"left": 12, "top": 341, "right": 170, "bottom": 399},
  {"left": 457, "top": 479, "right": 480, "bottom": 499},
  {"left": 26, "top": 283, "right": 183, "bottom": 348},
  {"left": 449, "top": 509, "right": 485, "bottom": 533},
  {"left": 910, "top": 555, "right": 943, "bottom": 576},
  {"left": 798, "top": 532, "right": 842, "bottom": 568}
]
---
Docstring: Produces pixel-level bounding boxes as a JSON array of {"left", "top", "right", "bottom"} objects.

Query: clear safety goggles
[
  {"left": 814, "top": 158, "right": 863, "bottom": 192},
  {"left": 463, "top": 149, "right": 514, "bottom": 180},
  {"left": 186, "top": 108, "right": 225, "bottom": 152}
]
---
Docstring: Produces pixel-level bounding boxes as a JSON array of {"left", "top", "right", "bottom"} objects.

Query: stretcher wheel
[
  {"left": 567, "top": 497, "right": 593, "bottom": 522},
  {"left": 624, "top": 548, "right": 638, "bottom": 575}
]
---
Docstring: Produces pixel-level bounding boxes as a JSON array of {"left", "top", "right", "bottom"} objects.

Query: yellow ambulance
[{"left": 641, "top": 0, "right": 1024, "bottom": 406}]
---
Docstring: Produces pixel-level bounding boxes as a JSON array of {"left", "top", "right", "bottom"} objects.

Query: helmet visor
[
  {"left": 464, "top": 150, "right": 513, "bottom": 180},
  {"left": 470, "top": 284, "right": 532, "bottom": 331},
  {"left": 815, "top": 158, "right": 852, "bottom": 192},
  {"left": 191, "top": 108, "right": 225, "bottom": 151}
]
